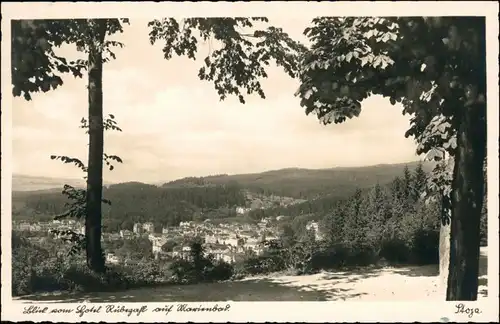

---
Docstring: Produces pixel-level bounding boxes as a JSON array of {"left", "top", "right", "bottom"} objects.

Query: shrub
[
  {"left": 12, "top": 233, "right": 165, "bottom": 296},
  {"left": 410, "top": 228, "right": 439, "bottom": 265},
  {"left": 310, "top": 244, "right": 350, "bottom": 271},
  {"left": 169, "top": 256, "right": 233, "bottom": 284},
  {"left": 12, "top": 234, "right": 51, "bottom": 295},
  {"left": 12, "top": 251, "right": 133, "bottom": 296},
  {"left": 234, "top": 254, "right": 285, "bottom": 276},
  {"left": 205, "top": 260, "right": 234, "bottom": 282},
  {"left": 346, "top": 244, "right": 378, "bottom": 267},
  {"left": 379, "top": 238, "right": 411, "bottom": 264},
  {"left": 234, "top": 255, "right": 263, "bottom": 276},
  {"left": 259, "top": 254, "right": 287, "bottom": 273},
  {"left": 113, "top": 258, "right": 173, "bottom": 285},
  {"left": 169, "top": 258, "right": 197, "bottom": 284}
]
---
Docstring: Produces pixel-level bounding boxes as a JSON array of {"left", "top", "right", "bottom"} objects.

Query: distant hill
[
  {"left": 13, "top": 161, "right": 433, "bottom": 198},
  {"left": 12, "top": 175, "right": 114, "bottom": 193},
  {"left": 12, "top": 175, "right": 86, "bottom": 192},
  {"left": 163, "top": 161, "right": 435, "bottom": 199},
  {"left": 11, "top": 161, "right": 434, "bottom": 228}
]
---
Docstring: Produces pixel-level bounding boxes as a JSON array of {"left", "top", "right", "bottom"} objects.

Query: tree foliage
[
  {"left": 295, "top": 17, "right": 485, "bottom": 196},
  {"left": 11, "top": 19, "right": 128, "bottom": 100},
  {"left": 148, "top": 17, "right": 307, "bottom": 103},
  {"left": 297, "top": 17, "right": 484, "bottom": 156}
]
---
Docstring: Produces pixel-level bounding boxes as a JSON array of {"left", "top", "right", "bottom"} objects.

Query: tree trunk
[
  {"left": 446, "top": 99, "right": 486, "bottom": 300},
  {"left": 85, "top": 20, "right": 107, "bottom": 273},
  {"left": 439, "top": 217, "right": 451, "bottom": 296}
]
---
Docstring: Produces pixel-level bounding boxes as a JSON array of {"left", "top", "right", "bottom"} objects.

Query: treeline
[
  {"left": 15, "top": 182, "right": 247, "bottom": 231},
  {"left": 318, "top": 163, "right": 442, "bottom": 265}
]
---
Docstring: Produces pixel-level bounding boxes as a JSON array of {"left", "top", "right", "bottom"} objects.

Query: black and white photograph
[{"left": 2, "top": 2, "right": 498, "bottom": 322}]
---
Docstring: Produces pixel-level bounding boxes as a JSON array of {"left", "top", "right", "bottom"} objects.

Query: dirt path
[{"left": 15, "top": 247, "right": 488, "bottom": 303}]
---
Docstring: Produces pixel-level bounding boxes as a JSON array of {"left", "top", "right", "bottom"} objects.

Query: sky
[{"left": 12, "top": 18, "right": 420, "bottom": 184}]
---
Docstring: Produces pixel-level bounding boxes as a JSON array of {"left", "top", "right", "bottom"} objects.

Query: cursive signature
[{"left": 454, "top": 303, "right": 481, "bottom": 318}]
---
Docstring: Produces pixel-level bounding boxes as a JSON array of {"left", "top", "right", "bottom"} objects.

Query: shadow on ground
[
  {"left": 323, "top": 263, "right": 438, "bottom": 280},
  {"left": 16, "top": 278, "right": 331, "bottom": 303},
  {"left": 387, "top": 264, "right": 439, "bottom": 277},
  {"left": 386, "top": 246, "right": 488, "bottom": 279}
]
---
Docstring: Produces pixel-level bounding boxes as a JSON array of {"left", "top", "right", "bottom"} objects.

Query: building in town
[
  {"left": 133, "top": 223, "right": 143, "bottom": 234},
  {"left": 143, "top": 222, "right": 155, "bottom": 233},
  {"left": 106, "top": 253, "right": 121, "bottom": 264},
  {"left": 120, "top": 229, "right": 134, "bottom": 239},
  {"left": 235, "top": 206, "right": 250, "bottom": 214}
]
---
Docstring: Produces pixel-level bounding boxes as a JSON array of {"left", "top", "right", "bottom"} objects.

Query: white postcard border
[{"left": 1, "top": 1, "right": 499, "bottom": 323}]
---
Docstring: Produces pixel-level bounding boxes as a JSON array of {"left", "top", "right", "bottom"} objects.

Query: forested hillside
[
  {"left": 163, "top": 161, "right": 434, "bottom": 199},
  {"left": 12, "top": 161, "right": 440, "bottom": 232}
]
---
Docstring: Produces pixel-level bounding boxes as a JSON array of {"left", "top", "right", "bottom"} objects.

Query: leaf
[
  {"left": 345, "top": 52, "right": 353, "bottom": 62},
  {"left": 444, "top": 137, "right": 457, "bottom": 150},
  {"left": 304, "top": 89, "right": 314, "bottom": 100},
  {"left": 425, "top": 148, "right": 444, "bottom": 161},
  {"left": 372, "top": 56, "right": 382, "bottom": 69}
]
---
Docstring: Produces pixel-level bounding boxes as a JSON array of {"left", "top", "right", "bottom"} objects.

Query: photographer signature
[{"left": 454, "top": 303, "right": 482, "bottom": 318}]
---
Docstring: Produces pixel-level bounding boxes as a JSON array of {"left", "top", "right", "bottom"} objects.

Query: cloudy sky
[{"left": 12, "top": 18, "right": 419, "bottom": 184}]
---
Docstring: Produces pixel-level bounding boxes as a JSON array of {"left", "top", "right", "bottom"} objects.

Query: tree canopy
[{"left": 296, "top": 17, "right": 484, "bottom": 157}]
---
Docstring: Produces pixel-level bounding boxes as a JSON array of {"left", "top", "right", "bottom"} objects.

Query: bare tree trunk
[
  {"left": 439, "top": 217, "right": 451, "bottom": 296},
  {"left": 446, "top": 98, "right": 486, "bottom": 300},
  {"left": 86, "top": 20, "right": 107, "bottom": 273}
]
